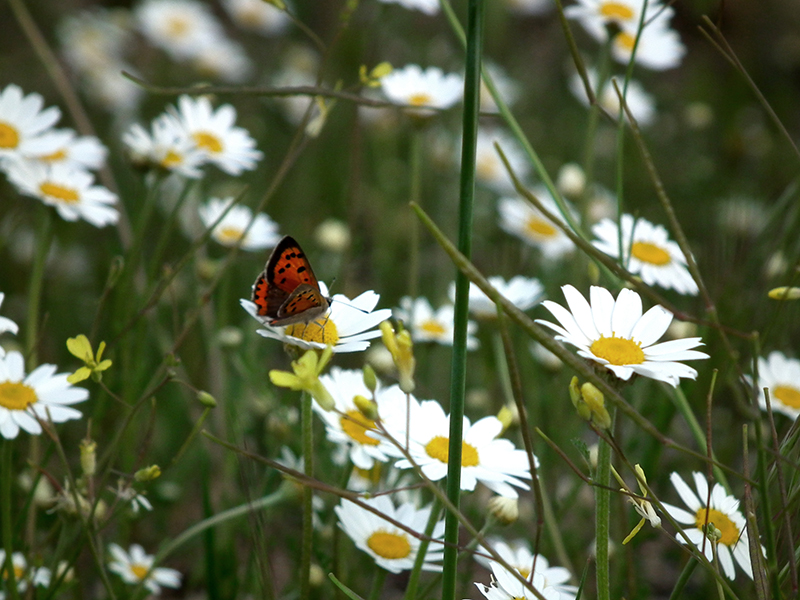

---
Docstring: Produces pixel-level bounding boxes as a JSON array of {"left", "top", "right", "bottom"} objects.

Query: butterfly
[{"left": 251, "top": 235, "right": 332, "bottom": 326}]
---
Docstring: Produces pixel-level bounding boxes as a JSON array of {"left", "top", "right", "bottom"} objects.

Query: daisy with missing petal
[
  {"left": 315, "top": 367, "right": 396, "bottom": 469},
  {"left": 380, "top": 65, "right": 464, "bottom": 116},
  {"left": 0, "top": 293, "right": 19, "bottom": 355},
  {"left": 377, "top": 0, "right": 440, "bottom": 15},
  {"left": 335, "top": 495, "right": 445, "bottom": 573},
  {"left": 747, "top": 351, "right": 800, "bottom": 419},
  {"left": 199, "top": 197, "right": 280, "bottom": 251},
  {"left": 171, "top": 95, "right": 263, "bottom": 175},
  {"left": 0, "top": 351, "right": 88, "bottom": 440},
  {"left": 107, "top": 543, "right": 182, "bottom": 594},
  {"left": 0, "top": 84, "right": 62, "bottom": 160},
  {"left": 241, "top": 284, "right": 392, "bottom": 353},
  {"left": 476, "top": 538, "right": 578, "bottom": 599},
  {"left": 476, "top": 560, "right": 563, "bottom": 600},
  {"left": 380, "top": 398, "right": 534, "bottom": 498},
  {"left": 448, "top": 276, "right": 544, "bottom": 319},
  {"left": 4, "top": 160, "right": 119, "bottom": 227},
  {"left": 394, "top": 297, "right": 479, "bottom": 349},
  {"left": 498, "top": 190, "right": 577, "bottom": 260},
  {"left": 135, "top": 0, "right": 223, "bottom": 60},
  {"left": 32, "top": 129, "right": 108, "bottom": 171},
  {"left": 592, "top": 214, "right": 698, "bottom": 295},
  {"left": 537, "top": 285, "right": 708, "bottom": 387},
  {"left": 123, "top": 113, "right": 205, "bottom": 178},
  {"left": 569, "top": 69, "right": 655, "bottom": 126},
  {"left": 662, "top": 472, "right": 756, "bottom": 580}
]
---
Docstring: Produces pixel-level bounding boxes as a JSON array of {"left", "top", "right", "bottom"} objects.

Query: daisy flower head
[
  {"left": 394, "top": 297, "right": 478, "bottom": 349},
  {"left": 473, "top": 127, "right": 530, "bottom": 193},
  {"left": 0, "top": 84, "right": 62, "bottom": 160},
  {"left": 222, "top": 0, "right": 291, "bottom": 35},
  {"left": 315, "top": 367, "right": 396, "bottom": 469},
  {"left": 199, "top": 197, "right": 280, "bottom": 251},
  {"left": 122, "top": 113, "right": 204, "bottom": 178},
  {"left": 381, "top": 398, "right": 534, "bottom": 498},
  {"left": 569, "top": 69, "right": 655, "bottom": 126},
  {"left": 0, "top": 293, "right": 19, "bottom": 355},
  {"left": 747, "top": 351, "right": 800, "bottom": 419},
  {"left": 193, "top": 38, "right": 253, "bottom": 83},
  {"left": 498, "top": 190, "right": 577, "bottom": 260},
  {"left": 171, "top": 95, "right": 263, "bottom": 175},
  {"left": 0, "top": 351, "right": 88, "bottom": 440},
  {"left": 591, "top": 214, "right": 698, "bottom": 295},
  {"left": 448, "top": 276, "right": 544, "bottom": 319},
  {"left": 662, "top": 472, "right": 756, "bottom": 580},
  {"left": 107, "top": 543, "right": 182, "bottom": 594},
  {"left": 241, "top": 283, "right": 393, "bottom": 353},
  {"left": 476, "top": 560, "right": 564, "bottom": 600},
  {"left": 377, "top": 0, "right": 440, "bottom": 15},
  {"left": 58, "top": 9, "right": 132, "bottom": 73},
  {"left": 4, "top": 160, "right": 118, "bottom": 227},
  {"left": 334, "top": 495, "right": 445, "bottom": 573},
  {"left": 135, "top": 0, "right": 224, "bottom": 61},
  {"left": 0, "top": 550, "right": 51, "bottom": 596},
  {"left": 380, "top": 65, "right": 464, "bottom": 117},
  {"left": 564, "top": 0, "right": 670, "bottom": 43},
  {"left": 31, "top": 129, "right": 108, "bottom": 171},
  {"left": 536, "top": 285, "right": 709, "bottom": 387},
  {"left": 611, "top": 19, "right": 685, "bottom": 71}
]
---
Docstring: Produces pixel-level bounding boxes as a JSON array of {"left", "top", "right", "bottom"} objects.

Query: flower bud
[
  {"left": 488, "top": 495, "right": 519, "bottom": 525},
  {"left": 135, "top": 465, "right": 162, "bottom": 482}
]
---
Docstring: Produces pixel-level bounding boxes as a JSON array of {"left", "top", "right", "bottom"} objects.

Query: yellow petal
[
  {"left": 66, "top": 335, "right": 93, "bottom": 361},
  {"left": 67, "top": 367, "right": 92, "bottom": 384},
  {"left": 269, "top": 370, "right": 302, "bottom": 390}
]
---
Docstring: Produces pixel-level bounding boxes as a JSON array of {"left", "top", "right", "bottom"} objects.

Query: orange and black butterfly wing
[{"left": 274, "top": 284, "right": 330, "bottom": 326}]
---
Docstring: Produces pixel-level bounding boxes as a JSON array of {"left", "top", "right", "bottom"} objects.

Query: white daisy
[
  {"left": 449, "top": 276, "right": 544, "bottom": 319},
  {"left": 271, "top": 45, "right": 319, "bottom": 125},
  {"left": 241, "top": 283, "right": 392, "bottom": 353},
  {"left": 80, "top": 64, "right": 145, "bottom": 114},
  {"left": 0, "top": 351, "right": 88, "bottom": 440},
  {"left": 0, "top": 293, "right": 19, "bottom": 356},
  {"left": 476, "top": 560, "right": 563, "bottom": 600},
  {"left": 591, "top": 214, "right": 698, "bottom": 295},
  {"left": 334, "top": 495, "right": 445, "bottom": 573},
  {"left": 473, "top": 128, "right": 530, "bottom": 193},
  {"left": 475, "top": 538, "right": 578, "bottom": 599},
  {"left": 498, "top": 191, "right": 577, "bottom": 260},
  {"left": 611, "top": 20, "right": 685, "bottom": 71},
  {"left": 0, "top": 550, "right": 51, "bottom": 596},
  {"left": 193, "top": 38, "right": 253, "bottom": 83},
  {"left": 107, "top": 543, "right": 182, "bottom": 594},
  {"left": 4, "top": 160, "right": 119, "bottom": 227},
  {"left": 315, "top": 367, "right": 397, "bottom": 469},
  {"left": 377, "top": 0, "right": 440, "bottom": 15},
  {"left": 380, "top": 65, "right": 464, "bottom": 116},
  {"left": 536, "top": 285, "right": 709, "bottom": 387},
  {"left": 568, "top": 69, "right": 655, "bottom": 127},
  {"left": 747, "top": 351, "right": 800, "bottom": 419},
  {"left": 122, "top": 113, "right": 205, "bottom": 178},
  {"left": 171, "top": 95, "right": 263, "bottom": 175},
  {"left": 565, "top": 0, "right": 669, "bottom": 43},
  {"left": 662, "top": 472, "right": 755, "bottom": 580},
  {"left": 135, "top": 0, "right": 224, "bottom": 60},
  {"left": 479, "top": 62, "right": 521, "bottom": 114},
  {"left": 0, "top": 84, "right": 62, "bottom": 160},
  {"left": 222, "top": 0, "right": 291, "bottom": 35},
  {"left": 31, "top": 129, "right": 108, "bottom": 171},
  {"left": 198, "top": 197, "right": 280, "bottom": 251},
  {"left": 58, "top": 9, "right": 132, "bottom": 73},
  {"left": 380, "top": 397, "right": 534, "bottom": 498},
  {"left": 394, "top": 297, "right": 478, "bottom": 349}
]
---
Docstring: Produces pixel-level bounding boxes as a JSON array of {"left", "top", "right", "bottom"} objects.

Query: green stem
[
  {"left": 2, "top": 441, "right": 20, "bottom": 600},
  {"left": 300, "top": 391, "right": 314, "bottom": 600},
  {"left": 25, "top": 207, "right": 53, "bottom": 368},
  {"left": 367, "top": 569, "right": 387, "bottom": 600},
  {"left": 408, "top": 129, "right": 422, "bottom": 300},
  {"left": 668, "top": 558, "right": 697, "bottom": 600},
  {"left": 442, "top": 0, "right": 483, "bottom": 598},
  {"left": 404, "top": 497, "right": 442, "bottom": 600},
  {"left": 595, "top": 420, "right": 612, "bottom": 600}
]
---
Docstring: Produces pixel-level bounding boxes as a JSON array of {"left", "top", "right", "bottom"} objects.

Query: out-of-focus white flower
[
  {"left": 123, "top": 113, "right": 205, "bottom": 178},
  {"left": 569, "top": 68, "right": 655, "bottom": 126},
  {"left": 380, "top": 65, "right": 463, "bottom": 116},
  {"left": 0, "top": 84, "right": 62, "bottom": 161},
  {"left": 107, "top": 544, "right": 182, "bottom": 594},
  {"left": 746, "top": 351, "right": 800, "bottom": 419},
  {"left": 199, "top": 197, "right": 280, "bottom": 251},
  {"left": 222, "top": 0, "right": 291, "bottom": 35},
  {"left": 377, "top": 0, "right": 440, "bottom": 15},
  {"left": 394, "top": 297, "right": 479, "bottom": 350},
  {"left": 135, "top": 0, "right": 224, "bottom": 60},
  {"left": 448, "top": 276, "right": 544, "bottom": 319},
  {"left": 473, "top": 128, "right": 529, "bottom": 193},
  {"left": 498, "top": 190, "right": 578, "bottom": 260}
]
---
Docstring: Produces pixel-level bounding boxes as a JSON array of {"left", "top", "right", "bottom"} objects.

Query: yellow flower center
[
  {"left": 0, "top": 381, "right": 37, "bottom": 411},
  {"left": 631, "top": 241, "right": 672, "bottom": 266},
  {"left": 367, "top": 530, "right": 412, "bottom": 560},
  {"left": 695, "top": 507, "right": 739, "bottom": 547},
  {"left": 39, "top": 149, "right": 67, "bottom": 162},
  {"left": 193, "top": 131, "right": 223, "bottom": 154},
  {"left": 161, "top": 150, "right": 183, "bottom": 168},
  {"left": 518, "top": 566, "right": 531, "bottom": 579},
  {"left": 166, "top": 16, "right": 190, "bottom": 38},
  {"left": 773, "top": 385, "right": 800, "bottom": 409},
  {"left": 524, "top": 216, "right": 557, "bottom": 239},
  {"left": 599, "top": 2, "right": 634, "bottom": 21},
  {"left": 408, "top": 93, "right": 433, "bottom": 107},
  {"left": 39, "top": 182, "right": 80, "bottom": 204},
  {"left": 340, "top": 409, "right": 379, "bottom": 445},
  {"left": 130, "top": 563, "right": 149, "bottom": 580},
  {"left": 0, "top": 122, "right": 20, "bottom": 149},
  {"left": 285, "top": 317, "right": 339, "bottom": 345},
  {"left": 216, "top": 226, "right": 244, "bottom": 245},
  {"left": 353, "top": 464, "right": 382, "bottom": 485},
  {"left": 419, "top": 319, "right": 446, "bottom": 337},
  {"left": 424, "top": 436, "right": 480, "bottom": 467},
  {"left": 590, "top": 335, "right": 645, "bottom": 365},
  {"left": 615, "top": 31, "right": 636, "bottom": 52}
]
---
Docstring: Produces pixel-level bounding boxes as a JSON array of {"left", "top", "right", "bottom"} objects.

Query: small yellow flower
[
  {"left": 66, "top": 334, "right": 112, "bottom": 383},
  {"left": 269, "top": 346, "right": 335, "bottom": 410},
  {"left": 360, "top": 62, "right": 393, "bottom": 88}
]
